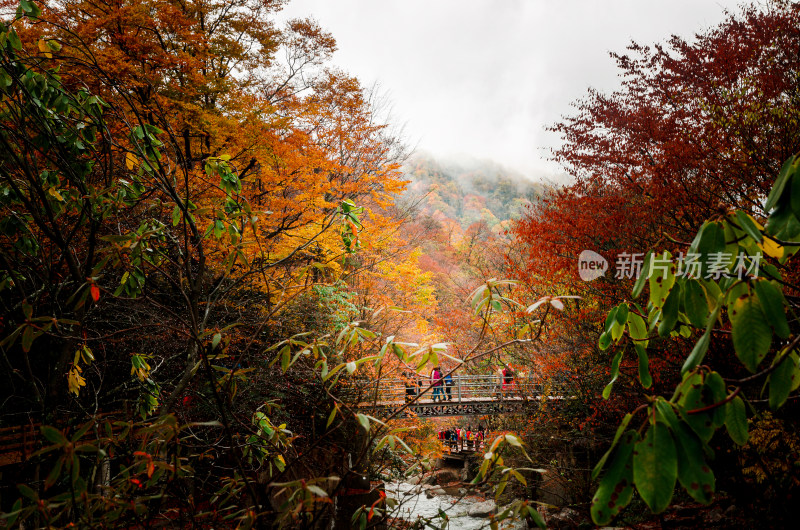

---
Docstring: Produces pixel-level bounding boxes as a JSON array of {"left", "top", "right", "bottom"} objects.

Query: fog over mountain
[{"left": 402, "top": 153, "right": 548, "bottom": 231}]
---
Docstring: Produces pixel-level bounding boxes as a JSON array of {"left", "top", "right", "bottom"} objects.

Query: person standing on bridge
[
  {"left": 502, "top": 364, "right": 515, "bottom": 394},
  {"left": 443, "top": 371, "right": 454, "bottom": 401},
  {"left": 430, "top": 366, "right": 444, "bottom": 402},
  {"left": 403, "top": 370, "right": 417, "bottom": 403}
]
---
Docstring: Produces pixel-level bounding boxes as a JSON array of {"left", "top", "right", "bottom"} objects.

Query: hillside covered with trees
[{"left": 403, "top": 154, "right": 546, "bottom": 232}]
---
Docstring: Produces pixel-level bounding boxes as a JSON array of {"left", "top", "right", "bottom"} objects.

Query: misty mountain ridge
[{"left": 401, "top": 153, "right": 549, "bottom": 231}]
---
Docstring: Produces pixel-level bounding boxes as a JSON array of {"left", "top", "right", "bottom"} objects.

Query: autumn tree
[
  {"left": 0, "top": 0, "right": 420, "bottom": 526},
  {"left": 511, "top": 0, "right": 800, "bottom": 415},
  {"left": 509, "top": 1, "right": 800, "bottom": 525}
]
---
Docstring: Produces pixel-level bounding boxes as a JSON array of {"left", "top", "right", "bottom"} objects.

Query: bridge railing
[{"left": 346, "top": 375, "right": 550, "bottom": 405}]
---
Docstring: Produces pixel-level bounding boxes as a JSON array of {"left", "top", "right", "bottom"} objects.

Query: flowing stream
[{"left": 386, "top": 481, "right": 526, "bottom": 529}]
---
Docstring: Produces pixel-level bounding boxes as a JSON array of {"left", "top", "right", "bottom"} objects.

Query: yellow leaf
[
  {"left": 37, "top": 39, "right": 52, "bottom": 59},
  {"left": 125, "top": 152, "right": 137, "bottom": 170},
  {"left": 48, "top": 187, "right": 64, "bottom": 201},
  {"left": 68, "top": 365, "right": 86, "bottom": 395},
  {"left": 758, "top": 236, "right": 784, "bottom": 259}
]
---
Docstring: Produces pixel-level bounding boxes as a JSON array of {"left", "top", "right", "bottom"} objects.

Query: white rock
[
  {"left": 428, "top": 486, "right": 447, "bottom": 496},
  {"left": 467, "top": 499, "right": 497, "bottom": 517}
]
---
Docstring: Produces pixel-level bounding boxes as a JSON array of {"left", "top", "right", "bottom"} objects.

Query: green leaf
[
  {"left": 654, "top": 399, "right": 681, "bottom": 429},
  {"left": 212, "top": 333, "right": 222, "bottom": 350},
  {"left": 45, "top": 456, "right": 65, "bottom": 489},
  {"left": 392, "top": 343, "right": 405, "bottom": 361},
  {"left": 70, "top": 420, "right": 94, "bottom": 442},
  {"left": 590, "top": 430, "right": 638, "bottom": 526},
  {"left": 635, "top": 344, "right": 652, "bottom": 389},
  {"left": 689, "top": 222, "right": 726, "bottom": 277},
  {"left": 753, "top": 280, "right": 790, "bottom": 339},
  {"left": 592, "top": 413, "right": 633, "bottom": 480},
  {"left": 649, "top": 251, "right": 675, "bottom": 310},
  {"left": 627, "top": 311, "right": 648, "bottom": 347},
  {"left": 598, "top": 331, "right": 611, "bottom": 351},
  {"left": 777, "top": 215, "right": 800, "bottom": 256},
  {"left": 41, "top": 425, "right": 67, "bottom": 445},
  {"left": 21, "top": 325, "right": 34, "bottom": 352},
  {"left": 632, "top": 251, "right": 652, "bottom": 298},
  {"left": 528, "top": 505, "right": 547, "bottom": 529},
  {"left": 734, "top": 210, "right": 763, "bottom": 243},
  {"left": 725, "top": 396, "right": 749, "bottom": 446},
  {"left": 790, "top": 352, "right": 800, "bottom": 392},
  {"left": 682, "top": 279, "right": 708, "bottom": 329},
  {"left": 789, "top": 167, "right": 800, "bottom": 217},
  {"left": 702, "top": 280, "right": 723, "bottom": 312},
  {"left": 633, "top": 422, "right": 677, "bottom": 513},
  {"left": 673, "top": 419, "right": 715, "bottom": 504},
  {"left": 681, "top": 328, "right": 711, "bottom": 374},
  {"left": 765, "top": 155, "right": 796, "bottom": 212},
  {"left": 610, "top": 319, "right": 624, "bottom": 341},
  {"left": 17, "top": 483, "right": 36, "bottom": 500},
  {"left": 604, "top": 306, "right": 619, "bottom": 333},
  {"left": 356, "top": 413, "right": 370, "bottom": 432},
  {"left": 615, "top": 303, "right": 629, "bottom": 325},
  {"left": 730, "top": 294, "right": 773, "bottom": 372},
  {"left": 280, "top": 345, "right": 290, "bottom": 372},
  {"left": 677, "top": 373, "right": 715, "bottom": 442},
  {"left": 767, "top": 193, "right": 794, "bottom": 236},
  {"left": 768, "top": 354, "right": 796, "bottom": 410},
  {"left": 705, "top": 371, "right": 727, "bottom": 428},
  {"left": 24, "top": 0, "right": 41, "bottom": 18},
  {"left": 658, "top": 282, "right": 681, "bottom": 337},
  {"left": 346, "top": 361, "right": 356, "bottom": 374},
  {"left": 6, "top": 498, "right": 22, "bottom": 527},
  {"left": 7, "top": 29, "right": 21, "bottom": 50},
  {"left": 602, "top": 350, "right": 623, "bottom": 399},
  {"left": 722, "top": 221, "right": 740, "bottom": 263}
]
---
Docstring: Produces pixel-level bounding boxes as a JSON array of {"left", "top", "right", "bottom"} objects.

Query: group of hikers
[
  {"left": 403, "top": 366, "right": 453, "bottom": 402},
  {"left": 403, "top": 364, "right": 516, "bottom": 403},
  {"left": 438, "top": 425, "right": 486, "bottom": 451}
]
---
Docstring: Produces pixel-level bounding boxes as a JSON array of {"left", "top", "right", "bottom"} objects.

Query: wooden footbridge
[{"left": 351, "top": 375, "right": 566, "bottom": 418}]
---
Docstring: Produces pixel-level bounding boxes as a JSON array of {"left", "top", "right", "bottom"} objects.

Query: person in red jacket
[{"left": 430, "top": 366, "right": 443, "bottom": 402}]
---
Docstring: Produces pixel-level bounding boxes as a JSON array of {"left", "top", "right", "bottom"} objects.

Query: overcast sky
[{"left": 278, "top": 1, "right": 743, "bottom": 181}]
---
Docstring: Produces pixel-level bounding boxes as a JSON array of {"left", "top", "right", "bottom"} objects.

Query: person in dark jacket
[
  {"left": 403, "top": 370, "right": 417, "bottom": 403},
  {"left": 502, "top": 364, "right": 515, "bottom": 394},
  {"left": 443, "top": 371, "right": 454, "bottom": 401}
]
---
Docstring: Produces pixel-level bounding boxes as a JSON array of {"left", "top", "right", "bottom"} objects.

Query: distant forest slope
[{"left": 402, "top": 154, "right": 548, "bottom": 233}]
